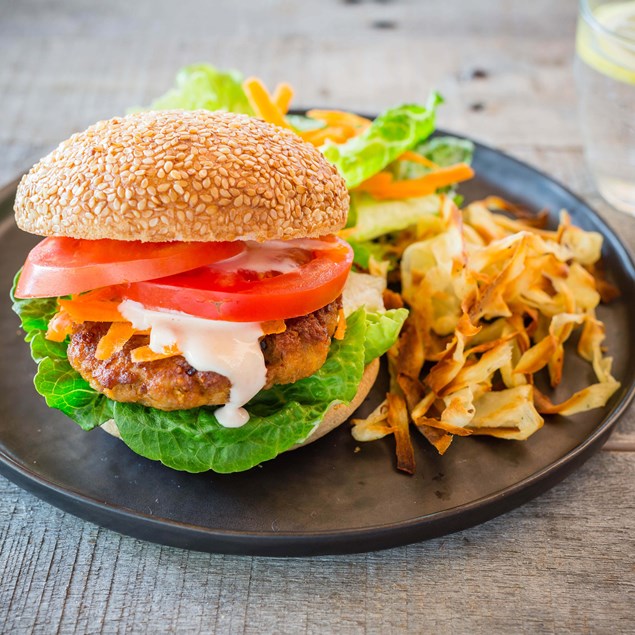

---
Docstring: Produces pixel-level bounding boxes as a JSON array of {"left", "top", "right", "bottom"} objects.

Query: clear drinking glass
[{"left": 575, "top": 0, "right": 635, "bottom": 214}]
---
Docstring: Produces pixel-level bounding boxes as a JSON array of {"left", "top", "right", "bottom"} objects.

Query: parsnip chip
[
  {"left": 534, "top": 378, "right": 620, "bottom": 416},
  {"left": 466, "top": 385, "right": 544, "bottom": 440},
  {"left": 397, "top": 374, "right": 425, "bottom": 413},
  {"left": 415, "top": 423, "right": 454, "bottom": 455},
  {"left": 443, "top": 341, "right": 513, "bottom": 396},
  {"left": 560, "top": 222, "right": 603, "bottom": 265},
  {"left": 387, "top": 393, "right": 416, "bottom": 474},
  {"left": 351, "top": 399, "right": 391, "bottom": 441},
  {"left": 355, "top": 195, "right": 619, "bottom": 473},
  {"left": 396, "top": 320, "right": 425, "bottom": 379}
]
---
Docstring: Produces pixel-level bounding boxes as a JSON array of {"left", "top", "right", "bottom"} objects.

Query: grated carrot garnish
[
  {"left": 301, "top": 110, "right": 371, "bottom": 147},
  {"left": 301, "top": 125, "right": 355, "bottom": 146},
  {"left": 261, "top": 320, "right": 286, "bottom": 335},
  {"left": 397, "top": 151, "right": 439, "bottom": 169},
  {"left": 130, "top": 344, "right": 181, "bottom": 363},
  {"left": 57, "top": 299, "right": 125, "bottom": 323},
  {"left": 272, "top": 82, "right": 294, "bottom": 115},
  {"left": 333, "top": 308, "right": 347, "bottom": 340},
  {"left": 95, "top": 322, "right": 136, "bottom": 361},
  {"left": 306, "top": 110, "right": 372, "bottom": 131},
  {"left": 243, "top": 77, "right": 291, "bottom": 129},
  {"left": 356, "top": 163, "right": 474, "bottom": 200},
  {"left": 46, "top": 309, "right": 74, "bottom": 342}
]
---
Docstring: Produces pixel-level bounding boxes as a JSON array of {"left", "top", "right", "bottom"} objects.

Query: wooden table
[{"left": 2, "top": 1, "right": 634, "bottom": 632}]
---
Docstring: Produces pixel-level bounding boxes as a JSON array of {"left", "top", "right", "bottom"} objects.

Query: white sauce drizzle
[
  {"left": 213, "top": 238, "right": 335, "bottom": 274},
  {"left": 118, "top": 300, "right": 266, "bottom": 428}
]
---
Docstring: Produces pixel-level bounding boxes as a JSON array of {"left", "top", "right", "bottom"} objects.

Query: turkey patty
[{"left": 67, "top": 298, "right": 341, "bottom": 411}]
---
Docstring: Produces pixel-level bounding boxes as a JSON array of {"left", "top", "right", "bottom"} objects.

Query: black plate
[{"left": 1, "top": 135, "right": 635, "bottom": 557}]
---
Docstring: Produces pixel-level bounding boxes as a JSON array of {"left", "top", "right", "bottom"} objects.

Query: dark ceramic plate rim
[{"left": 1, "top": 128, "right": 635, "bottom": 557}]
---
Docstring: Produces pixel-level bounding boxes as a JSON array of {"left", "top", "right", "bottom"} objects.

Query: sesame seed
[{"left": 14, "top": 109, "right": 349, "bottom": 242}]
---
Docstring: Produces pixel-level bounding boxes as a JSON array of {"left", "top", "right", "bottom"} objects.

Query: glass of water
[{"left": 575, "top": 0, "right": 635, "bottom": 214}]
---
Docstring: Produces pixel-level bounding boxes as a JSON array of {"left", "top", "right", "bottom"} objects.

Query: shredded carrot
[
  {"left": 334, "top": 308, "right": 347, "bottom": 340},
  {"left": 356, "top": 163, "right": 475, "bottom": 200},
  {"left": 95, "top": 322, "right": 135, "bottom": 361},
  {"left": 397, "top": 151, "right": 438, "bottom": 169},
  {"left": 243, "top": 77, "right": 291, "bottom": 129},
  {"left": 261, "top": 320, "right": 286, "bottom": 335},
  {"left": 306, "top": 109, "right": 371, "bottom": 131},
  {"left": 272, "top": 82, "right": 294, "bottom": 115},
  {"left": 301, "top": 125, "right": 355, "bottom": 146},
  {"left": 358, "top": 172, "right": 393, "bottom": 191},
  {"left": 301, "top": 109, "right": 371, "bottom": 146},
  {"left": 46, "top": 310, "right": 74, "bottom": 342},
  {"left": 57, "top": 299, "right": 125, "bottom": 323},
  {"left": 131, "top": 344, "right": 181, "bottom": 363}
]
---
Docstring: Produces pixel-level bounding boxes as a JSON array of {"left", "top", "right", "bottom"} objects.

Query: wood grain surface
[{"left": 1, "top": 1, "right": 634, "bottom": 633}]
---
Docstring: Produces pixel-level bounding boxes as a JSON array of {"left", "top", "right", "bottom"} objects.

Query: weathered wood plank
[
  {"left": 0, "top": 450, "right": 633, "bottom": 634},
  {"left": 0, "top": 1, "right": 582, "bottom": 186},
  {"left": 1, "top": 0, "right": 635, "bottom": 632}
]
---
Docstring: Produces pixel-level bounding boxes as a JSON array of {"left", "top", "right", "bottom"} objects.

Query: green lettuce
[
  {"left": 345, "top": 135, "right": 474, "bottom": 270},
  {"left": 11, "top": 275, "right": 407, "bottom": 473},
  {"left": 364, "top": 309, "right": 408, "bottom": 365},
  {"left": 140, "top": 63, "right": 254, "bottom": 115},
  {"left": 11, "top": 278, "right": 114, "bottom": 431},
  {"left": 286, "top": 114, "right": 325, "bottom": 132},
  {"left": 347, "top": 238, "right": 396, "bottom": 271},
  {"left": 392, "top": 135, "right": 475, "bottom": 181},
  {"left": 322, "top": 93, "right": 443, "bottom": 189},
  {"left": 347, "top": 192, "right": 441, "bottom": 243}
]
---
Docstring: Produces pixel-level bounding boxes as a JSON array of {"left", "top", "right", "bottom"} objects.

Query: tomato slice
[
  {"left": 15, "top": 237, "right": 244, "bottom": 298},
  {"left": 122, "top": 237, "right": 354, "bottom": 321}
]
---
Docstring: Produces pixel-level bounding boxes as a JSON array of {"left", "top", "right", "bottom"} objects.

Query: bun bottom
[
  {"left": 99, "top": 358, "right": 380, "bottom": 455},
  {"left": 290, "top": 358, "right": 379, "bottom": 449}
]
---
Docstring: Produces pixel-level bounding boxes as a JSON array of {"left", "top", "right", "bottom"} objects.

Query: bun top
[{"left": 14, "top": 110, "right": 349, "bottom": 242}]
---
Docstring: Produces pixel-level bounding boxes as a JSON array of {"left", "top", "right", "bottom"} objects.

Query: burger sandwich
[{"left": 11, "top": 109, "right": 407, "bottom": 473}]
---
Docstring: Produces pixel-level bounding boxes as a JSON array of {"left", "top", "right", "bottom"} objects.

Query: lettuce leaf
[
  {"left": 347, "top": 192, "right": 441, "bottom": 243},
  {"left": 286, "top": 114, "right": 325, "bottom": 132},
  {"left": 11, "top": 277, "right": 113, "bottom": 431},
  {"left": 347, "top": 238, "right": 395, "bottom": 271},
  {"left": 418, "top": 135, "right": 474, "bottom": 167},
  {"left": 392, "top": 135, "right": 475, "bottom": 181},
  {"left": 322, "top": 93, "right": 443, "bottom": 189},
  {"left": 114, "top": 309, "right": 367, "bottom": 473},
  {"left": 364, "top": 308, "right": 408, "bottom": 365},
  {"left": 35, "top": 356, "right": 114, "bottom": 431},
  {"left": 141, "top": 63, "right": 254, "bottom": 115},
  {"left": 343, "top": 136, "right": 473, "bottom": 269},
  {"left": 11, "top": 274, "right": 406, "bottom": 473}
]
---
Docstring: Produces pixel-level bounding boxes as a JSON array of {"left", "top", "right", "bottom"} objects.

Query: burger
[{"left": 11, "top": 109, "right": 407, "bottom": 473}]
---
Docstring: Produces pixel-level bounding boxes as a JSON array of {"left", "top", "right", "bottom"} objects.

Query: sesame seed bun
[
  {"left": 14, "top": 110, "right": 349, "bottom": 243},
  {"left": 99, "top": 359, "right": 380, "bottom": 453},
  {"left": 291, "top": 358, "right": 379, "bottom": 449}
]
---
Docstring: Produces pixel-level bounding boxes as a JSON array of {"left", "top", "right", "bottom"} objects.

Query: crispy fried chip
[
  {"left": 415, "top": 423, "right": 454, "bottom": 455},
  {"left": 354, "top": 195, "right": 620, "bottom": 472},
  {"left": 387, "top": 393, "right": 416, "bottom": 474},
  {"left": 466, "top": 385, "right": 544, "bottom": 440},
  {"left": 351, "top": 399, "right": 392, "bottom": 441}
]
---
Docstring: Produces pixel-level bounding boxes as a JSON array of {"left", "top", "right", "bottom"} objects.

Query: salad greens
[
  {"left": 391, "top": 136, "right": 474, "bottom": 181},
  {"left": 11, "top": 275, "right": 407, "bottom": 473},
  {"left": 141, "top": 63, "right": 254, "bottom": 115},
  {"left": 343, "top": 136, "right": 474, "bottom": 267},
  {"left": 322, "top": 93, "right": 443, "bottom": 189},
  {"left": 347, "top": 193, "right": 442, "bottom": 243}
]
